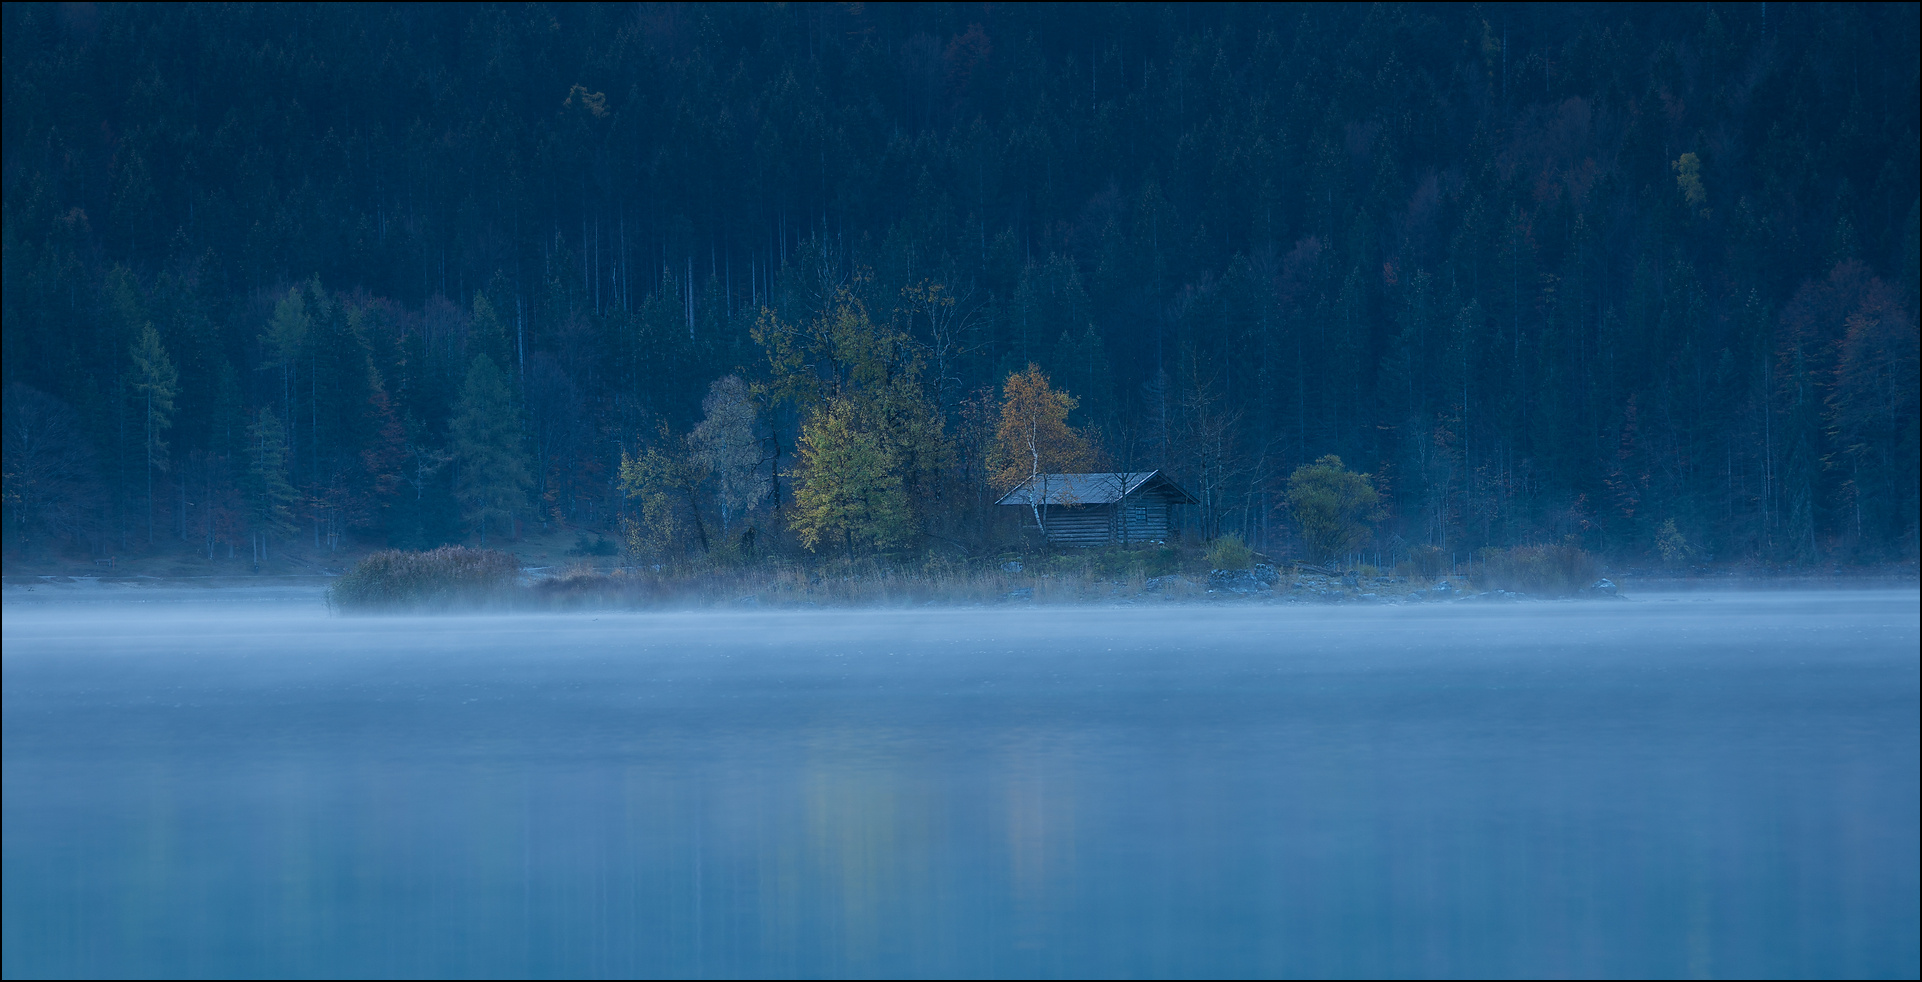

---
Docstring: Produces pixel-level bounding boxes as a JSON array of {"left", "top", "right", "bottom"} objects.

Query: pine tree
[
  {"left": 359, "top": 368, "right": 409, "bottom": 533},
  {"left": 449, "top": 354, "right": 530, "bottom": 545},
  {"left": 246, "top": 407, "right": 297, "bottom": 563},
  {"left": 264, "top": 287, "right": 309, "bottom": 484},
  {"left": 1049, "top": 324, "right": 1112, "bottom": 428},
  {"left": 2, "top": 384, "right": 100, "bottom": 559},
  {"left": 470, "top": 293, "right": 511, "bottom": 375},
  {"left": 128, "top": 324, "right": 177, "bottom": 544}
]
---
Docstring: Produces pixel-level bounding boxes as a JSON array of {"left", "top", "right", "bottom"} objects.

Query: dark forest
[{"left": 3, "top": 2, "right": 1917, "bottom": 572}]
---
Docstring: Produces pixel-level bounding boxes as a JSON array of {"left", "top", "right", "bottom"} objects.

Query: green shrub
[
  {"left": 1285, "top": 456, "right": 1381, "bottom": 563},
  {"left": 1144, "top": 546, "right": 1181, "bottom": 577},
  {"left": 1206, "top": 534, "right": 1254, "bottom": 570},
  {"left": 329, "top": 546, "right": 521, "bottom": 610},
  {"left": 1477, "top": 543, "right": 1599, "bottom": 596},
  {"left": 1089, "top": 548, "right": 1135, "bottom": 577}
]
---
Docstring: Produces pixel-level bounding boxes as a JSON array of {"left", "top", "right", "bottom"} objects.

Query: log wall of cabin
[
  {"left": 1117, "top": 492, "right": 1173, "bottom": 544},
  {"left": 1039, "top": 504, "right": 1118, "bottom": 546},
  {"left": 1040, "top": 491, "right": 1177, "bottom": 546}
]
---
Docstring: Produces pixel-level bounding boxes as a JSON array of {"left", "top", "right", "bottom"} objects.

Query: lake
[{"left": 3, "top": 589, "right": 1917, "bottom": 978}]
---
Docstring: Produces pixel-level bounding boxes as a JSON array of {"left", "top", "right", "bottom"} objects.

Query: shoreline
[{"left": 5, "top": 569, "right": 1916, "bottom": 612}]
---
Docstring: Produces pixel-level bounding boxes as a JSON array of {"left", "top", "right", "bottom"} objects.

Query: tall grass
[
  {"left": 1475, "top": 543, "right": 1600, "bottom": 596},
  {"left": 329, "top": 546, "right": 521, "bottom": 610},
  {"left": 1403, "top": 545, "right": 1446, "bottom": 578},
  {"left": 328, "top": 542, "right": 1609, "bottom": 611},
  {"left": 493, "top": 549, "right": 1204, "bottom": 610}
]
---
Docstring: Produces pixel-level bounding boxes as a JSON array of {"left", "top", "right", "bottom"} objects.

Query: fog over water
[{"left": 4, "top": 590, "right": 1917, "bottom": 979}]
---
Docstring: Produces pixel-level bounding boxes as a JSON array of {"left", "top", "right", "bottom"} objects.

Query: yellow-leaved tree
[
  {"left": 768, "top": 282, "right": 948, "bottom": 559},
  {"left": 789, "top": 400, "right": 912, "bottom": 561},
  {"left": 989, "top": 364, "right": 1100, "bottom": 535},
  {"left": 618, "top": 425, "right": 711, "bottom": 562}
]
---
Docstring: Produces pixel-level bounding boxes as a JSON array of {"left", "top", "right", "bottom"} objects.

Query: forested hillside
[{"left": 3, "top": 2, "right": 1917, "bottom": 568}]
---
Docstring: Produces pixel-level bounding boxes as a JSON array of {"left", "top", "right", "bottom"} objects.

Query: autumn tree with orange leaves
[{"left": 990, "top": 365, "right": 1101, "bottom": 535}]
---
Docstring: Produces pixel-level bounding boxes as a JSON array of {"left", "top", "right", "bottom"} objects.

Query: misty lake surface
[{"left": 4, "top": 589, "right": 1917, "bottom": 979}]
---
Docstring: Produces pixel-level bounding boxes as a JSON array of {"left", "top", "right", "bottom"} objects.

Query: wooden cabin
[{"left": 994, "top": 470, "right": 1198, "bottom": 546}]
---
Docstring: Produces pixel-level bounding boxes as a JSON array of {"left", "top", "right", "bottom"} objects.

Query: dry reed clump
[
  {"left": 742, "top": 548, "right": 1195, "bottom": 605},
  {"left": 518, "top": 555, "right": 1181, "bottom": 609},
  {"left": 527, "top": 561, "right": 636, "bottom": 608},
  {"left": 1475, "top": 543, "right": 1600, "bottom": 596},
  {"left": 329, "top": 546, "right": 521, "bottom": 610},
  {"left": 737, "top": 560, "right": 1020, "bottom": 606}
]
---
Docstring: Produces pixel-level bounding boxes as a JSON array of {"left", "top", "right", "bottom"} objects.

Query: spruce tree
[
  {"left": 449, "top": 354, "right": 530, "bottom": 545},
  {"left": 128, "top": 325, "right": 177, "bottom": 545},
  {"left": 245, "top": 407, "right": 297, "bottom": 562}
]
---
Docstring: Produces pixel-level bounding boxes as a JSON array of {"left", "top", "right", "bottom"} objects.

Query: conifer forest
[{"left": 3, "top": 2, "right": 1917, "bottom": 571}]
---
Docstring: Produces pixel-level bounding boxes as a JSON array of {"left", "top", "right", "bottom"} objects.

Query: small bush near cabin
[
  {"left": 1206, "top": 534, "right": 1254, "bottom": 570},
  {"left": 1477, "top": 544, "right": 1600, "bottom": 597},
  {"left": 329, "top": 546, "right": 521, "bottom": 610}
]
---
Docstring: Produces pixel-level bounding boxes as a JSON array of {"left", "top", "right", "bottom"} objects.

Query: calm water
[{"left": 3, "top": 590, "right": 1917, "bottom": 979}]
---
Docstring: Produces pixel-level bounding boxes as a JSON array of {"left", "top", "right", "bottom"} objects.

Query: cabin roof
[{"left": 994, "top": 470, "right": 1198, "bottom": 506}]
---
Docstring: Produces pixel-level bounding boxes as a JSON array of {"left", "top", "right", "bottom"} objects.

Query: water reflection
[{"left": 4, "top": 593, "right": 1917, "bottom": 978}]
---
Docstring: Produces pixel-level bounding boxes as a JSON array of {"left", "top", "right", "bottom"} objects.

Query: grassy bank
[
  {"left": 519, "top": 549, "right": 1195, "bottom": 609},
  {"left": 326, "top": 540, "right": 1633, "bottom": 612}
]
